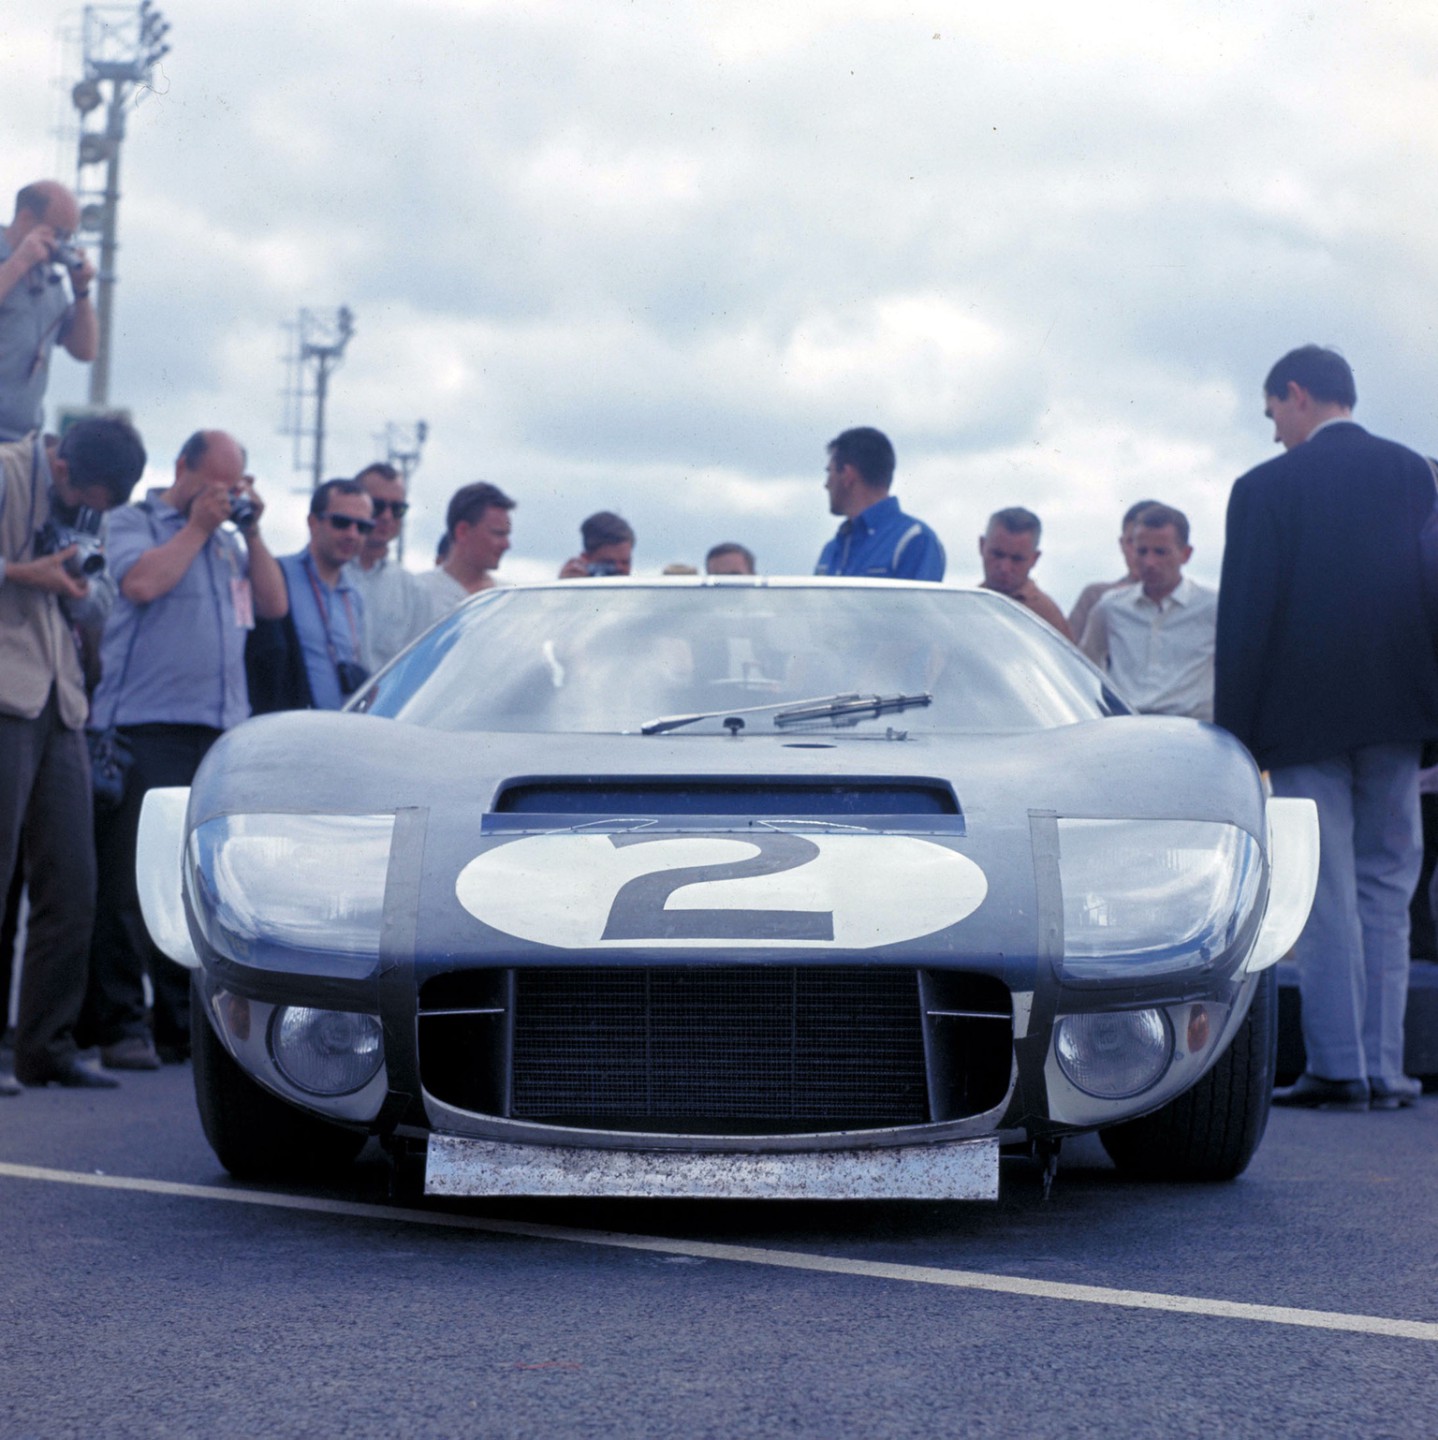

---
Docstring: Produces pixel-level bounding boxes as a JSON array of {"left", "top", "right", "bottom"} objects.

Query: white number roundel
[{"left": 455, "top": 832, "right": 988, "bottom": 950}]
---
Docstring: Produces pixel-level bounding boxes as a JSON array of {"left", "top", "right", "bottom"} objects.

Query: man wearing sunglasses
[
  {"left": 349, "top": 461, "right": 432, "bottom": 670},
  {"left": 246, "top": 478, "right": 372, "bottom": 713}
]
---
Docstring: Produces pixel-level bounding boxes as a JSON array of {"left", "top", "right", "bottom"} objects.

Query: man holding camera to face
[
  {"left": 0, "top": 181, "right": 97, "bottom": 441},
  {"left": 0, "top": 416, "right": 146, "bottom": 1091},
  {"left": 80, "top": 430, "right": 285, "bottom": 1068}
]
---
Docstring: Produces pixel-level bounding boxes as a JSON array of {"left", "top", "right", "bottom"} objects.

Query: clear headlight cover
[
  {"left": 187, "top": 813, "right": 395, "bottom": 968},
  {"left": 1057, "top": 819, "right": 1262, "bottom": 981}
]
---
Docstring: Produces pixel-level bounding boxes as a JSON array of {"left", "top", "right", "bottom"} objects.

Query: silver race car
[{"left": 137, "top": 579, "right": 1317, "bottom": 1200}]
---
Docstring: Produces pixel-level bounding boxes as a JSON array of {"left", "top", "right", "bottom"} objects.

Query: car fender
[
  {"left": 136, "top": 786, "right": 199, "bottom": 969},
  {"left": 1244, "top": 796, "right": 1319, "bottom": 973}
]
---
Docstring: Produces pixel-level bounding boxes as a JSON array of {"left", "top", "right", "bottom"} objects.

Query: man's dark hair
[
  {"left": 446, "top": 481, "right": 515, "bottom": 535},
  {"left": 827, "top": 427, "right": 895, "bottom": 490},
  {"left": 355, "top": 461, "right": 400, "bottom": 485},
  {"left": 581, "top": 510, "right": 635, "bottom": 552},
  {"left": 1264, "top": 345, "right": 1357, "bottom": 408},
  {"left": 56, "top": 415, "right": 146, "bottom": 505},
  {"left": 1134, "top": 502, "right": 1190, "bottom": 547},
  {"left": 1121, "top": 498, "right": 1160, "bottom": 529},
  {"left": 705, "top": 541, "right": 755, "bottom": 572},
  {"left": 988, "top": 506, "right": 1042, "bottom": 542},
  {"left": 310, "top": 478, "right": 367, "bottom": 516},
  {"left": 14, "top": 185, "right": 52, "bottom": 221}
]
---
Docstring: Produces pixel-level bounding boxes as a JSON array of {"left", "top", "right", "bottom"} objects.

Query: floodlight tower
[
  {"left": 280, "top": 307, "right": 357, "bottom": 490},
  {"left": 70, "top": 0, "right": 172, "bottom": 407},
  {"left": 377, "top": 420, "right": 428, "bottom": 563}
]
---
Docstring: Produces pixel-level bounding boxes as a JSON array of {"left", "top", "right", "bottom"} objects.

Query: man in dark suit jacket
[{"left": 1216, "top": 345, "right": 1438, "bottom": 1111}]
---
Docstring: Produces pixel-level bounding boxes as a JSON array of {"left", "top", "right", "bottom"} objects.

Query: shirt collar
[{"left": 846, "top": 493, "right": 899, "bottom": 535}]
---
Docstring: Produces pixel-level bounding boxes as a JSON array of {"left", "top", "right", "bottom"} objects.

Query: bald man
[
  {"left": 80, "top": 430, "right": 286, "bottom": 1070},
  {"left": 0, "top": 181, "right": 97, "bottom": 440}
]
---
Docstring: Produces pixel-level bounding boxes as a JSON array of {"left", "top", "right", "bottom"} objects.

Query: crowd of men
[{"left": 2, "top": 175, "right": 1436, "bottom": 1116}]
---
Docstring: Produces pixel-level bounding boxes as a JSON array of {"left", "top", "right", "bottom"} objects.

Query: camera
[
  {"left": 35, "top": 505, "right": 106, "bottom": 579},
  {"left": 228, "top": 492, "right": 257, "bottom": 529},
  {"left": 586, "top": 560, "right": 620, "bottom": 577},
  {"left": 50, "top": 239, "right": 85, "bottom": 272},
  {"left": 336, "top": 660, "right": 371, "bottom": 699}
]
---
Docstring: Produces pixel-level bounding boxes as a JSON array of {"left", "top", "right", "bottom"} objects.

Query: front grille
[
  {"left": 512, "top": 966, "right": 927, "bottom": 1133},
  {"left": 418, "top": 966, "right": 1015, "bottom": 1135}
]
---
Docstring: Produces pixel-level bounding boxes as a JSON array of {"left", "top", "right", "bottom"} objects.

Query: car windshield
[{"left": 353, "top": 583, "right": 1124, "bottom": 735}]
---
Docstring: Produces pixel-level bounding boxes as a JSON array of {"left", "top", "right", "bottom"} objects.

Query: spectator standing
[
  {"left": 977, "top": 507, "right": 1072, "bottom": 639},
  {"left": 1066, "top": 497, "right": 1158, "bottom": 638},
  {"left": 0, "top": 181, "right": 97, "bottom": 440},
  {"left": 0, "top": 417, "right": 146, "bottom": 1090},
  {"left": 559, "top": 511, "right": 635, "bottom": 578},
  {"left": 80, "top": 430, "right": 285, "bottom": 1068},
  {"left": 1216, "top": 345, "right": 1438, "bottom": 1111},
  {"left": 1079, "top": 504, "right": 1215, "bottom": 719},
  {"left": 349, "top": 461, "right": 432, "bottom": 669},
  {"left": 416, "top": 481, "right": 515, "bottom": 620},
  {"left": 705, "top": 542, "right": 756, "bottom": 576},
  {"left": 247, "top": 479, "right": 372, "bottom": 713},
  {"left": 815, "top": 427, "right": 944, "bottom": 581}
]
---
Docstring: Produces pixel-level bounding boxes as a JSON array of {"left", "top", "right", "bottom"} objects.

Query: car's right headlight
[
  {"left": 186, "top": 813, "right": 395, "bottom": 971},
  {"left": 1057, "top": 819, "right": 1263, "bottom": 982}
]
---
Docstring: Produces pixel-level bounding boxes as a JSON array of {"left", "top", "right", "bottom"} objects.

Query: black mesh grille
[{"left": 510, "top": 966, "right": 928, "bottom": 1133}]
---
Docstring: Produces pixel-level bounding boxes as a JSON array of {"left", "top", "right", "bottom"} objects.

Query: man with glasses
[
  {"left": 0, "top": 181, "right": 97, "bottom": 440},
  {"left": 247, "top": 479, "right": 372, "bottom": 713},
  {"left": 79, "top": 429, "right": 286, "bottom": 1069},
  {"left": 349, "top": 461, "right": 431, "bottom": 670}
]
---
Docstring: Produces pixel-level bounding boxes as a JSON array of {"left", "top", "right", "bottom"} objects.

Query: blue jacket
[
  {"left": 1215, "top": 420, "right": 1438, "bottom": 769},
  {"left": 814, "top": 495, "right": 945, "bottom": 581}
]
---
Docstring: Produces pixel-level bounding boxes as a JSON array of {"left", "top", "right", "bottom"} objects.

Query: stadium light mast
[
  {"left": 280, "top": 307, "right": 357, "bottom": 490},
  {"left": 70, "top": 0, "right": 171, "bottom": 407},
  {"left": 377, "top": 420, "right": 428, "bottom": 563}
]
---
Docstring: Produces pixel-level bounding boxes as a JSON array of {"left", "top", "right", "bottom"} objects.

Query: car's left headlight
[
  {"left": 1057, "top": 819, "right": 1262, "bottom": 982},
  {"left": 186, "top": 813, "right": 395, "bottom": 970}
]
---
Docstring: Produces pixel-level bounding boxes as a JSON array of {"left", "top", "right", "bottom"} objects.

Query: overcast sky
[{"left": 8, "top": 1, "right": 1437, "bottom": 601}]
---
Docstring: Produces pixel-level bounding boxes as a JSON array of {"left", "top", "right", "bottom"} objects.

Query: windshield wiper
[
  {"left": 772, "top": 692, "right": 932, "bottom": 728},
  {"left": 639, "top": 691, "right": 931, "bottom": 736}
]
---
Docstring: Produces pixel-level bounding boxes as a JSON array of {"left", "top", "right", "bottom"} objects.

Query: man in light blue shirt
[
  {"left": 83, "top": 429, "right": 287, "bottom": 1070},
  {"left": 813, "top": 427, "right": 944, "bottom": 582},
  {"left": 253, "top": 478, "right": 372, "bottom": 712}
]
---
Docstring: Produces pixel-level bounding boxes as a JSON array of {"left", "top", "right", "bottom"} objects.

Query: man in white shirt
[
  {"left": 414, "top": 480, "right": 516, "bottom": 623},
  {"left": 1079, "top": 503, "right": 1216, "bottom": 720},
  {"left": 348, "top": 462, "right": 432, "bottom": 670}
]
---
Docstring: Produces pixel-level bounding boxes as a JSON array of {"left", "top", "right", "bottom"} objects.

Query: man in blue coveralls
[{"left": 813, "top": 426, "right": 945, "bottom": 581}]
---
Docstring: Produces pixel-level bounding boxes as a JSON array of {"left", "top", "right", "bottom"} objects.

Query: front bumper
[{"left": 424, "top": 1131, "right": 1000, "bottom": 1200}]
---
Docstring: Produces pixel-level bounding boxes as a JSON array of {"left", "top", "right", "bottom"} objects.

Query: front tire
[
  {"left": 1099, "top": 967, "right": 1277, "bottom": 1182},
  {"left": 191, "top": 982, "right": 368, "bottom": 1181}
]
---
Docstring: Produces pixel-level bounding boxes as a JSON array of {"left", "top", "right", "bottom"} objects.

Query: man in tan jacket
[{"left": 0, "top": 416, "right": 146, "bottom": 1090}]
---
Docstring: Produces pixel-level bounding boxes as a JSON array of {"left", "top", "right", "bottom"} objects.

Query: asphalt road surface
[{"left": 3, "top": 1064, "right": 1437, "bottom": 1439}]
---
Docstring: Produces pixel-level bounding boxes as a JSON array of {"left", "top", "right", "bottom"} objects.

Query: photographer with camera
[
  {"left": 246, "top": 478, "right": 372, "bottom": 714},
  {"left": 0, "top": 181, "right": 97, "bottom": 441},
  {"left": 0, "top": 416, "right": 145, "bottom": 1091},
  {"left": 558, "top": 510, "right": 635, "bottom": 578},
  {"left": 79, "top": 429, "right": 286, "bottom": 1069}
]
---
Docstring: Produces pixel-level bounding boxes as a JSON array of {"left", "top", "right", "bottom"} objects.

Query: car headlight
[
  {"left": 1057, "top": 820, "right": 1262, "bottom": 982},
  {"left": 271, "top": 1006, "right": 384, "bottom": 1095},
  {"left": 1054, "top": 1009, "right": 1173, "bottom": 1098},
  {"left": 186, "top": 813, "right": 395, "bottom": 970}
]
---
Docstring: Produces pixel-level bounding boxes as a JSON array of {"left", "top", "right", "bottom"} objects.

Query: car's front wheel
[
  {"left": 1099, "top": 967, "right": 1277, "bottom": 1182},
  {"left": 191, "top": 983, "right": 368, "bottom": 1181}
]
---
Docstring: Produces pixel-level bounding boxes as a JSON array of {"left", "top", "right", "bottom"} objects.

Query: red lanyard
[{"left": 302, "top": 553, "right": 359, "bottom": 666}]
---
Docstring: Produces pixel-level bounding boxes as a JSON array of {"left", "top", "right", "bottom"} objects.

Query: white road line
[{"left": 4, "top": 1159, "right": 1436, "bottom": 1342}]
